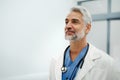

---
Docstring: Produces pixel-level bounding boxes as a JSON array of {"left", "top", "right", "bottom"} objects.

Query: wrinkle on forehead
[{"left": 66, "top": 12, "right": 83, "bottom": 21}]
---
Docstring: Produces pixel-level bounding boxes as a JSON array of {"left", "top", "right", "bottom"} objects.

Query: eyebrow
[{"left": 72, "top": 18, "right": 79, "bottom": 21}]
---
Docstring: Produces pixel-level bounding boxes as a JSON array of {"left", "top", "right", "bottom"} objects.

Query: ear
[{"left": 85, "top": 23, "right": 91, "bottom": 34}]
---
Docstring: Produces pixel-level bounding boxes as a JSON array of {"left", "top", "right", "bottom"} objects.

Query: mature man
[{"left": 49, "top": 6, "right": 119, "bottom": 80}]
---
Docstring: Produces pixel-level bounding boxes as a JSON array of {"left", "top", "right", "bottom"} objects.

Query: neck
[{"left": 69, "top": 37, "right": 87, "bottom": 61}]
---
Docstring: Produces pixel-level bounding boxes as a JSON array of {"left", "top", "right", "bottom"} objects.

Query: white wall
[{"left": 0, "top": 0, "right": 76, "bottom": 79}]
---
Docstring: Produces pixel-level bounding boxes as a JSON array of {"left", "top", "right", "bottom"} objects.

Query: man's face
[{"left": 65, "top": 11, "right": 86, "bottom": 41}]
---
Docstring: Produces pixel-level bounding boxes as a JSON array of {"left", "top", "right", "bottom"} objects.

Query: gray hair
[{"left": 70, "top": 6, "right": 92, "bottom": 25}]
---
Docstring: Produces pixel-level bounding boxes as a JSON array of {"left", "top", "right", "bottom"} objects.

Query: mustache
[{"left": 65, "top": 29, "right": 75, "bottom": 33}]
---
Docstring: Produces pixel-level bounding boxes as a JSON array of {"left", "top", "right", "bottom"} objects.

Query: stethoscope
[{"left": 61, "top": 44, "right": 89, "bottom": 73}]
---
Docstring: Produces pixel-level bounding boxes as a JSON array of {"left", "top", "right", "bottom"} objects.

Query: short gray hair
[{"left": 70, "top": 6, "right": 92, "bottom": 25}]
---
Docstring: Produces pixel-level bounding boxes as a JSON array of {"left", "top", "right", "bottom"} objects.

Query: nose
[
  {"left": 65, "top": 25, "right": 72, "bottom": 32},
  {"left": 65, "top": 22, "right": 72, "bottom": 29}
]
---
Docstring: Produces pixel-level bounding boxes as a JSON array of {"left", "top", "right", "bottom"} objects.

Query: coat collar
[
  {"left": 75, "top": 43, "right": 101, "bottom": 80},
  {"left": 55, "top": 43, "right": 101, "bottom": 80}
]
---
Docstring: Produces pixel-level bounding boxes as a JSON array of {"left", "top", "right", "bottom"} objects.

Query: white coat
[{"left": 49, "top": 44, "right": 120, "bottom": 80}]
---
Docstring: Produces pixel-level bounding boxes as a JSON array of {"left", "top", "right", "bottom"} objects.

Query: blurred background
[{"left": 0, "top": 0, "right": 120, "bottom": 80}]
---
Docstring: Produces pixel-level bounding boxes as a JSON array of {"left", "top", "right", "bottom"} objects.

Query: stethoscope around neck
[{"left": 61, "top": 44, "right": 89, "bottom": 73}]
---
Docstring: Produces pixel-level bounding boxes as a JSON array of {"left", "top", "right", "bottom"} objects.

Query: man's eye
[
  {"left": 65, "top": 21, "right": 68, "bottom": 24},
  {"left": 72, "top": 19, "right": 80, "bottom": 24},
  {"left": 72, "top": 21, "right": 77, "bottom": 23}
]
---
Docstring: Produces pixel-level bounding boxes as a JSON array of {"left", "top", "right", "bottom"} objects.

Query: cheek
[
  {"left": 77, "top": 26, "right": 85, "bottom": 33},
  {"left": 64, "top": 26, "right": 67, "bottom": 31},
  {"left": 76, "top": 26, "right": 82, "bottom": 32}
]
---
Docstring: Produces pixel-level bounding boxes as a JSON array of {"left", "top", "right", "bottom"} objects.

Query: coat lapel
[
  {"left": 75, "top": 44, "right": 101, "bottom": 80},
  {"left": 55, "top": 54, "right": 63, "bottom": 80},
  {"left": 75, "top": 58, "right": 94, "bottom": 80}
]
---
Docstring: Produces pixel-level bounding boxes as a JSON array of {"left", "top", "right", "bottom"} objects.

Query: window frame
[{"left": 77, "top": 0, "right": 120, "bottom": 54}]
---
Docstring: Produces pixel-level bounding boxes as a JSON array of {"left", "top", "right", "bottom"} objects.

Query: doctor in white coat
[{"left": 49, "top": 6, "right": 119, "bottom": 80}]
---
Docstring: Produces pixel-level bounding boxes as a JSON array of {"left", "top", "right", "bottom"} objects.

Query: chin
[{"left": 65, "top": 35, "right": 77, "bottom": 41}]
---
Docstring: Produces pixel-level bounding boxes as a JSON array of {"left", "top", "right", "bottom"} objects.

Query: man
[{"left": 49, "top": 6, "right": 119, "bottom": 80}]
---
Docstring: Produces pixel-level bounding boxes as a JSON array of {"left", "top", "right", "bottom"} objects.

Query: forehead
[{"left": 66, "top": 11, "right": 83, "bottom": 20}]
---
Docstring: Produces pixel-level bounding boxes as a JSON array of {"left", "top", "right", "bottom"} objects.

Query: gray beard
[
  {"left": 65, "top": 34, "right": 77, "bottom": 41},
  {"left": 65, "top": 28, "right": 85, "bottom": 41}
]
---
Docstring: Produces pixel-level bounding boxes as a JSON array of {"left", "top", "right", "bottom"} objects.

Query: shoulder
[
  {"left": 49, "top": 52, "right": 64, "bottom": 70},
  {"left": 50, "top": 53, "right": 63, "bottom": 63},
  {"left": 89, "top": 43, "right": 113, "bottom": 60},
  {"left": 89, "top": 43, "right": 114, "bottom": 67}
]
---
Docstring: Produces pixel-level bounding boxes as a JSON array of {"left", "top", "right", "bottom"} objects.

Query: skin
[{"left": 65, "top": 11, "right": 91, "bottom": 61}]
